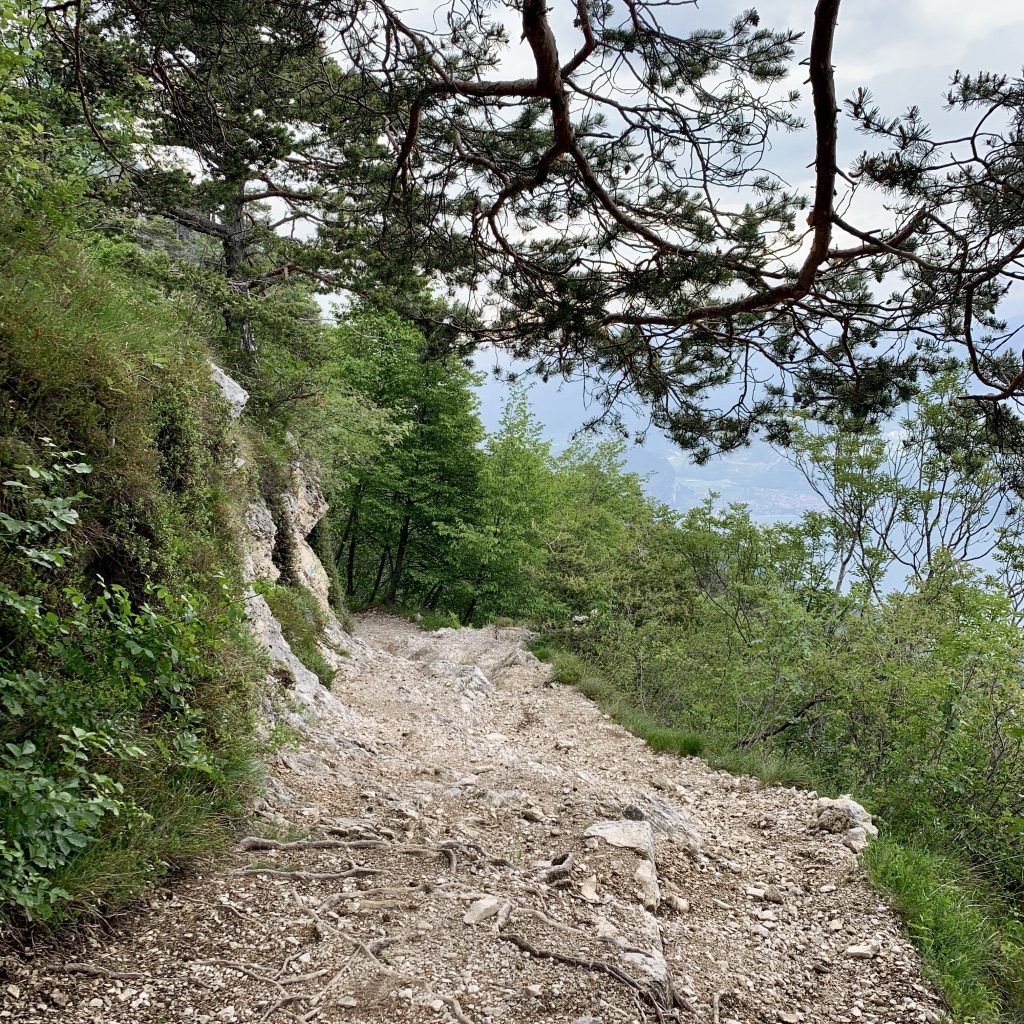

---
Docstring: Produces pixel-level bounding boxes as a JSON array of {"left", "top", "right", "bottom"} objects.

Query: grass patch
[
  {"left": 50, "top": 745, "right": 260, "bottom": 922},
  {"left": 551, "top": 650, "right": 585, "bottom": 685},
  {"left": 865, "top": 839, "right": 1024, "bottom": 1023},
  {"left": 528, "top": 640, "right": 554, "bottom": 663},
  {"left": 254, "top": 580, "right": 336, "bottom": 683}
]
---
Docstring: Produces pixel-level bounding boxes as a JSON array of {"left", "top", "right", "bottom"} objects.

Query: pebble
[
  {"left": 845, "top": 941, "right": 881, "bottom": 960},
  {"left": 464, "top": 895, "right": 503, "bottom": 924}
]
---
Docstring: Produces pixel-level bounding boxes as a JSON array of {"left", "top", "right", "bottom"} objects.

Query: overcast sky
[{"left": 473, "top": 0, "right": 1024, "bottom": 519}]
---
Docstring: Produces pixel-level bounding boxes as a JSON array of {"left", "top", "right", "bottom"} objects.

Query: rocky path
[{"left": 2, "top": 615, "right": 944, "bottom": 1024}]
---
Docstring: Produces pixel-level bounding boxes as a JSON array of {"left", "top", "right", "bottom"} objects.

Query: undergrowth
[{"left": 0, "top": 216, "right": 264, "bottom": 927}]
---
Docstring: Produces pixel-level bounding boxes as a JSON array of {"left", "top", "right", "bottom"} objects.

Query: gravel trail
[{"left": 1, "top": 614, "right": 944, "bottom": 1024}]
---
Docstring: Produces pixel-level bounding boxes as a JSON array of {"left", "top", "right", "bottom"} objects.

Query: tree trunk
[
  {"left": 368, "top": 548, "right": 389, "bottom": 605},
  {"left": 222, "top": 182, "right": 256, "bottom": 352},
  {"left": 385, "top": 515, "right": 411, "bottom": 605},
  {"left": 461, "top": 596, "right": 477, "bottom": 626},
  {"left": 346, "top": 533, "right": 359, "bottom": 597},
  {"left": 342, "top": 488, "right": 363, "bottom": 597}
]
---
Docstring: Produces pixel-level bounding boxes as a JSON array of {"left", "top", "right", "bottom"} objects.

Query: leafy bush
[
  {"left": 0, "top": 216, "right": 267, "bottom": 927},
  {"left": 0, "top": 451, "right": 258, "bottom": 923}
]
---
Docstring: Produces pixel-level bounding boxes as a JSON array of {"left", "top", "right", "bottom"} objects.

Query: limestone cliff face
[
  {"left": 276, "top": 463, "right": 333, "bottom": 614},
  {"left": 210, "top": 364, "right": 360, "bottom": 718}
]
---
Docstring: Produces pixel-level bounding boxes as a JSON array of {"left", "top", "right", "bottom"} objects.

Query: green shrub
[
  {"left": 416, "top": 609, "right": 461, "bottom": 631},
  {"left": 0, "top": 451, "right": 258, "bottom": 923},
  {"left": 253, "top": 580, "right": 336, "bottom": 684}
]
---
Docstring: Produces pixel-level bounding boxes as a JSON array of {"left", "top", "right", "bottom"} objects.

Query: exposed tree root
[
  {"left": 497, "top": 932, "right": 672, "bottom": 1022},
  {"left": 232, "top": 866, "right": 384, "bottom": 881},
  {"left": 65, "top": 963, "right": 152, "bottom": 982},
  {"left": 238, "top": 837, "right": 362, "bottom": 853}
]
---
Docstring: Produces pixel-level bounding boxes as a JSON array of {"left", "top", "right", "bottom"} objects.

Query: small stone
[
  {"left": 779, "top": 1013, "right": 801, "bottom": 1023},
  {"left": 763, "top": 884, "right": 784, "bottom": 904},
  {"left": 843, "top": 826, "right": 871, "bottom": 853},
  {"left": 845, "top": 941, "right": 881, "bottom": 960},
  {"left": 88, "top": 999, "right": 105, "bottom": 1009},
  {"left": 6, "top": 986, "right": 21, "bottom": 1000},
  {"left": 665, "top": 894, "right": 690, "bottom": 914},
  {"left": 828, "top": 918, "right": 844, "bottom": 932},
  {"left": 579, "top": 875, "right": 601, "bottom": 903},
  {"left": 634, "top": 859, "right": 661, "bottom": 910},
  {"left": 522, "top": 807, "right": 545, "bottom": 823},
  {"left": 583, "top": 820, "right": 656, "bottom": 861},
  {"left": 336, "top": 996, "right": 357, "bottom": 1008},
  {"left": 50, "top": 991, "right": 70, "bottom": 1009},
  {"left": 464, "top": 895, "right": 502, "bottom": 924},
  {"left": 526, "top": 985, "right": 543, "bottom": 997},
  {"left": 622, "top": 804, "right": 646, "bottom": 820}
]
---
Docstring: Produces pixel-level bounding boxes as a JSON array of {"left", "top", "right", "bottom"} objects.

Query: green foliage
[
  {"left": 865, "top": 839, "right": 1024, "bottom": 1023},
  {"left": 0, "top": 213, "right": 247, "bottom": 597},
  {"left": 253, "top": 580, "right": 336, "bottom": 684},
  {"left": 0, "top": 183, "right": 268, "bottom": 926},
  {"left": 0, "top": 452, "right": 257, "bottom": 923},
  {"left": 325, "top": 307, "right": 486, "bottom": 614}
]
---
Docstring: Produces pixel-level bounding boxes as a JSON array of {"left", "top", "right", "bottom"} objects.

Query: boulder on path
[
  {"left": 814, "top": 795, "right": 878, "bottom": 854},
  {"left": 583, "top": 820, "right": 657, "bottom": 861}
]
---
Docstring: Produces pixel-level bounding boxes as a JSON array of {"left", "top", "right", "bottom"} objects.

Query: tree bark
[
  {"left": 222, "top": 181, "right": 256, "bottom": 352},
  {"left": 368, "top": 547, "right": 390, "bottom": 605},
  {"left": 385, "top": 514, "right": 411, "bottom": 605}
]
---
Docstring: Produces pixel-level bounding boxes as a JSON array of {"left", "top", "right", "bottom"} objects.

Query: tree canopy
[{"left": 40, "top": 0, "right": 1024, "bottom": 454}]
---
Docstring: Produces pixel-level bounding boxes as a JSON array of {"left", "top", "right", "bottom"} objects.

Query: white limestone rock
[
  {"left": 209, "top": 362, "right": 249, "bottom": 419},
  {"left": 583, "top": 820, "right": 657, "bottom": 862}
]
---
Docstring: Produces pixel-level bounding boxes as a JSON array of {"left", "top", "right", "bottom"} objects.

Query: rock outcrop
[{"left": 209, "top": 363, "right": 360, "bottom": 718}]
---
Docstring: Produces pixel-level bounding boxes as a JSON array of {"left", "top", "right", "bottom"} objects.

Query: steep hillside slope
[{"left": 2, "top": 614, "right": 945, "bottom": 1024}]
